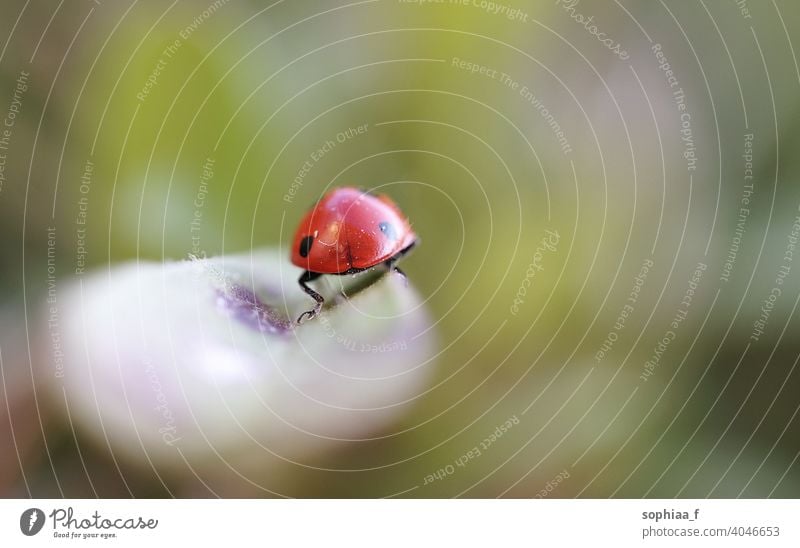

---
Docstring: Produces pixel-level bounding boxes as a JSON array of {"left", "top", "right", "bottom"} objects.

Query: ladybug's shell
[{"left": 290, "top": 187, "right": 416, "bottom": 274}]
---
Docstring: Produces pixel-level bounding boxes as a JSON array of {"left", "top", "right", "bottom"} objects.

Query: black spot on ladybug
[
  {"left": 379, "top": 221, "right": 397, "bottom": 240},
  {"left": 299, "top": 235, "right": 314, "bottom": 257}
]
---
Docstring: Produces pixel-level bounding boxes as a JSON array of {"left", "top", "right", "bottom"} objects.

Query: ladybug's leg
[
  {"left": 384, "top": 259, "right": 408, "bottom": 286},
  {"left": 394, "top": 266, "right": 408, "bottom": 287},
  {"left": 297, "top": 271, "right": 324, "bottom": 324},
  {"left": 384, "top": 240, "right": 415, "bottom": 287}
]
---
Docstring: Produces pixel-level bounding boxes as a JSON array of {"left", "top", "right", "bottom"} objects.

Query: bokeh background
[{"left": 1, "top": 0, "right": 800, "bottom": 497}]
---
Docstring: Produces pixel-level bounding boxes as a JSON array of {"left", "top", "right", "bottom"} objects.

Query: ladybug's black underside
[{"left": 296, "top": 239, "right": 417, "bottom": 324}]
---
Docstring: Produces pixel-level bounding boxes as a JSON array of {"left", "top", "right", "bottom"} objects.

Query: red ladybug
[{"left": 290, "top": 187, "right": 417, "bottom": 323}]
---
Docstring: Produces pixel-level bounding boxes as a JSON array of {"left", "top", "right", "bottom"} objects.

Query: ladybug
[{"left": 290, "top": 186, "right": 417, "bottom": 323}]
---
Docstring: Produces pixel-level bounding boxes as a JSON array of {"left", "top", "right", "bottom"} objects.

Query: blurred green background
[{"left": 1, "top": 0, "right": 800, "bottom": 497}]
